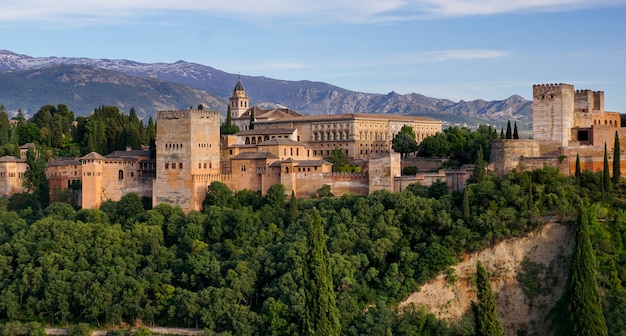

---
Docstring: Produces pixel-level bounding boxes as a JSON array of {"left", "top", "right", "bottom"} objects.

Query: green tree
[
  {"left": 469, "top": 147, "right": 486, "bottom": 183},
  {"left": 392, "top": 125, "right": 419, "bottom": 157},
  {"left": 221, "top": 105, "right": 240, "bottom": 135},
  {"left": 505, "top": 121, "right": 512, "bottom": 139},
  {"left": 567, "top": 208, "right": 608, "bottom": 336},
  {"left": 417, "top": 132, "right": 450, "bottom": 158},
  {"left": 613, "top": 131, "right": 621, "bottom": 184},
  {"left": 328, "top": 147, "right": 348, "bottom": 167},
  {"left": 513, "top": 122, "right": 519, "bottom": 139},
  {"left": 575, "top": 154, "right": 581, "bottom": 180},
  {"left": 249, "top": 108, "right": 255, "bottom": 130},
  {"left": 303, "top": 209, "right": 341, "bottom": 336},
  {"left": 603, "top": 143, "right": 611, "bottom": 192},
  {"left": 474, "top": 261, "right": 503, "bottom": 336},
  {"left": 22, "top": 147, "right": 50, "bottom": 209}
]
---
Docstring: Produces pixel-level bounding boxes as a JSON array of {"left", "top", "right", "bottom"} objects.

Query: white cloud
[{"left": 1, "top": 0, "right": 625, "bottom": 24}]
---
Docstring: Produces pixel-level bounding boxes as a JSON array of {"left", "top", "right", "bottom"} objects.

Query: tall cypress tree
[
  {"left": 249, "top": 108, "right": 255, "bottom": 130},
  {"left": 470, "top": 147, "right": 486, "bottom": 183},
  {"left": 513, "top": 122, "right": 519, "bottom": 139},
  {"left": 613, "top": 131, "right": 621, "bottom": 184},
  {"left": 463, "top": 188, "right": 471, "bottom": 223},
  {"left": 603, "top": 143, "right": 611, "bottom": 192},
  {"left": 500, "top": 128, "right": 504, "bottom": 139},
  {"left": 567, "top": 208, "right": 608, "bottom": 336},
  {"left": 575, "top": 154, "right": 581, "bottom": 181},
  {"left": 474, "top": 261, "right": 504, "bottom": 336},
  {"left": 505, "top": 121, "right": 512, "bottom": 139},
  {"left": 303, "top": 209, "right": 340, "bottom": 336}
]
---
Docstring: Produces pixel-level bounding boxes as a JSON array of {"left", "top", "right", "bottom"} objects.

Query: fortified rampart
[{"left": 493, "top": 83, "right": 626, "bottom": 178}]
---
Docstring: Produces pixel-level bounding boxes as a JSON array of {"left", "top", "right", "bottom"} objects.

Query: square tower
[
  {"left": 533, "top": 83, "right": 575, "bottom": 147},
  {"left": 153, "top": 109, "right": 221, "bottom": 212}
]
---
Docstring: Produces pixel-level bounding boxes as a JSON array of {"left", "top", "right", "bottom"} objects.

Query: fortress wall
[
  {"left": 490, "top": 139, "right": 541, "bottom": 178},
  {"left": 401, "top": 157, "right": 446, "bottom": 172}
]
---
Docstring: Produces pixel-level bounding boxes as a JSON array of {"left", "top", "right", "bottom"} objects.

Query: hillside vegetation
[{"left": 0, "top": 164, "right": 625, "bottom": 335}]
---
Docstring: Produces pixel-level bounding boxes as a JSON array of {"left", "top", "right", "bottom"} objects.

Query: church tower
[{"left": 230, "top": 77, "right": 249, "bottom": 118}]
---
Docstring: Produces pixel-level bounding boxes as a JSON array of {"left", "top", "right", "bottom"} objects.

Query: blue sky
[{"left": 2, "top": 0, "right": 626, "bottom": 111}]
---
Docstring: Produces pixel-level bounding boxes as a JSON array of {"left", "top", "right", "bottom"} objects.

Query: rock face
[{"left": 399, "top": 222, "right": 574, "bottom": 336}]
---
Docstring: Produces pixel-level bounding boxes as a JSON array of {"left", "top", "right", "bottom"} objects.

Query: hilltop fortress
[
  {"left": 7, "top": 81, "right": 615, "bottom": 212},
  {"left": 491, "top": 83, "right": 626, "bottom": 177},
  {"left": 1, "top": 79, "right": 445, "bottom": 212}
]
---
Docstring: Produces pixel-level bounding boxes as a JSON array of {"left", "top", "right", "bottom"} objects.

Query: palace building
[{"left": 1, "top": 79, "right": 444, "bottom": 212}]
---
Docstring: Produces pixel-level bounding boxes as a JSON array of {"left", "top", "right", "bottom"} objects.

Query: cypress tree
[
  {"left": 287, "top": 190, "right": 299, "bottom": 226},
  {"left": 474, "top": 261, "right": 504, "bottom": 336},
  {"left": 303, "top": 209, "right": 340, "bottom": 336},
  {"left": 249, "top": 108, "right": 255, "bottom": 130},
  {"left": 575, "top": 154, "right": 581, "bottom": 181},
  {"left": 505, "top": 121, "right": 512, "bottom": 139},
  {"left": 603, "top": 143, "right": 611, "bottom": 192},
  {"left": 613, "top": 131, "right": 621, "bottom": 184},
  {"left": 463, "top": 188, "right": 471, "bottom": 223},
  {"left": 567, "top": 208, "right": 608, "bottom": 336},
  {"left": 470, "top": 147, "right": 486, "bottom": 183},
  {"left": 500, "top": 128, "right": 504, "bottom": 139},
  {"left": 513, "top": 122, "right": 519, "bottom": 139}
]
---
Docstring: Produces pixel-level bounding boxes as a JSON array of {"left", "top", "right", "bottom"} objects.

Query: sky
[{"left": 2, "top": 0, "right": 626, "bottom": 111}]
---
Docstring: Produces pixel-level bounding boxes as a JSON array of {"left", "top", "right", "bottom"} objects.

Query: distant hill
[
  {"left": 0, "top": 64, "right": 225, "bottom": 119},
  {"left": 0, "top": 50, "right": 531, "bottom": 127}
]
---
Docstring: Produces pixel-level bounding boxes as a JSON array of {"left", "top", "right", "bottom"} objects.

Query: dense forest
[
  {"left": 0, "top": 165, "right": 625, "bottom": 335},
  {"left": 0, "top": 104, "right": 624, "bottom": 334}
]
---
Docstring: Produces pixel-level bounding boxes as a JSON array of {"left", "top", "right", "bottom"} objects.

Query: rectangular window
[
  {"left": 165, "top": 163, "right": 169, "bottom": 169},
  {"left": 179, "top": 163, "right": 183, "bottom": 169}
]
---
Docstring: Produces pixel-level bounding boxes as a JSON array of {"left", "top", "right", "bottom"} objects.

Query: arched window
[{"left": 118, "top": 170, "right": 124, "bottom": 180}]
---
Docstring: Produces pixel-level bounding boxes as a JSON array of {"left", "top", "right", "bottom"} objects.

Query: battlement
[{"left": 157, "top": 109, "right": 219, "bottom": 120}]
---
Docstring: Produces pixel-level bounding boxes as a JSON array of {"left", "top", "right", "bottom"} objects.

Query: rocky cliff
[{"left": 399, "top": 221, "right": 574, "bottom": 335}]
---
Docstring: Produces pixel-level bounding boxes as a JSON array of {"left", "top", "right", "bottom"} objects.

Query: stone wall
[
  {"left": 368, "top": 153, "right": 401, "bottom": 193},
  {"left": 490, "top": 139, "right": 542, "bottom": 178}
]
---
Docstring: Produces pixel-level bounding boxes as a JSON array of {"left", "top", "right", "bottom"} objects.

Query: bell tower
[{"left": 230, "top": 76, "right": 249, "bottom": 118}]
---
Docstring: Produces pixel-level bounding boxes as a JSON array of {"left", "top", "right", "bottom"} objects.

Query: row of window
[
  {"left": 164, "top": 163, "right": 183, "bottom": 169},
  {"left": 198, "top": 143, "right": 212, "bottom": 148},
  {"left": 165, "top": 143, "right": 184, "bottom": 149},
  {"left": 594, "top": 119, "right": 618, "bottom": 126},
  {"left": 244, "top": 135, "right": 289, "bottom": 145},
  {"left": 313, "top": 131, "right": 350, "bottom": 141},
  {"left": 0, "top": 172, "right": 22, "bottom": 178},
  {"left": 198, "top": 162, "right": 213, "bottom": 169}
]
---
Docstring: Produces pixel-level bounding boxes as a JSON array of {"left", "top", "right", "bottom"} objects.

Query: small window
[
  {"left": 165, "top": 163, "right": 169, "bottom": 169},
  {"left": 179, "top": 163, "right": 183, "bottom": 169}
]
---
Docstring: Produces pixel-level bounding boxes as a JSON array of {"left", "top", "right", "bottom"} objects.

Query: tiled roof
[
  {"left": 0, "top": 156, "right": 22, "bottom": 162},
  {"left": 257, "top": 138, "right": 306, "bottom": 147},
  {"left": 231, "top": 152, "right": 279, "bottom": 160},
  {"left": 236, "top": 128, "right": 296, "bottom": 136},
  {"left": 81, "top": 152, "right": 107, "bottom": 160},
  {"left": 106, "top": 150, "right": 151, "bottom": 158}
]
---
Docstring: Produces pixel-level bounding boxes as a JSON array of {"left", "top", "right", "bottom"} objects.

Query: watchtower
[{"left": 153, "top": 109, "right": 221, "bottom": 212}]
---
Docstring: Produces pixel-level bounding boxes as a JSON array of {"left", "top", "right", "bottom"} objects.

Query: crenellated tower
[
  {"left": 230, "top": 77, "right": 249, "bottom": 118},
  {"left": 532, "top": 83, "right": 575, "bottom": 147}
]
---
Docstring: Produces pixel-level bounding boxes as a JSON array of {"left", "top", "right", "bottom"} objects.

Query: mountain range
[{"left": 0, "top": 50, "right": 531, "bottom": 128}]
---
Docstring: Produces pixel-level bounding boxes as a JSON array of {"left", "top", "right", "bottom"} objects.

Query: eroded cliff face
[{"left": 399, "top": 222, "right": 574, "bottom": 336}]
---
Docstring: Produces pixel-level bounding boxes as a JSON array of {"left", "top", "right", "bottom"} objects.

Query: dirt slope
[{"left": 399, "top": 222, "right": 574, "bottom": 335}]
